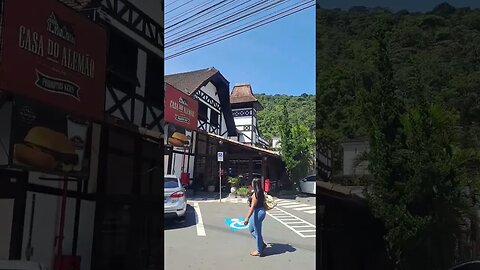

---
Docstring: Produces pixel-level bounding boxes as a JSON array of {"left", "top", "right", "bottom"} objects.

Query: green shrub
[
  {"left": 228, "top": 176, "right": 241, "bottom": 187},
  {"left": 237, "top": 187, "right": 249, "bottom": 197}
]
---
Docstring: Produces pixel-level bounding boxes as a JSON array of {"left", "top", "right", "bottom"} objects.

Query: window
[
  {"left": 306, "top": 176, "right": 316, "bottom": 182},
  {"left": 164, "top": 177, "right": 179, "bottom": 188},
  {"left": 145, "top": 54, "right": 164, "bottom": 107},
  {"left": 210, "top": 110, "right": 219, "bottom": 127},
  {"left": 107, "top": 32, "right": 138, "bottom": 86},
  {"left": 198, "top": 102, "right": 208, "bottom": 120}
]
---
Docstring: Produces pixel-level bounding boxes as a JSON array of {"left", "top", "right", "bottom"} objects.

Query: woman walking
[{"left": 244, "top": 178, "right": 267, "bottom": 256}]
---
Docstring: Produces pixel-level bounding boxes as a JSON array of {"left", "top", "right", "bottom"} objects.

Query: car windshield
[
  {"left": 164, "top": 177, "right": 179, "bottom": 188},
  {"left": 307, "top": 176, "right": 316, "bottom": 181}
]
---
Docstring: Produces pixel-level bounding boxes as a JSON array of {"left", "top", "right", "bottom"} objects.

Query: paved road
[{"left": 164, "top": 197, "right": 316, "bottom": 270}]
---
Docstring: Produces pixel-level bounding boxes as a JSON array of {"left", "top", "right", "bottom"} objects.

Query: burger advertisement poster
[
  {"left": 10, "top": 98, "right": 90, "bottom": 175},
  {"left": 165, "top": 83, "right": 198, "bottom": 132},
  {"left": 0, "top": 0, "right": 107, "bottom": 121}
]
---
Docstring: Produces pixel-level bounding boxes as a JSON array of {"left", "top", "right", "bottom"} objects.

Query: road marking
[
  {"left": 291, "top": 225, "right": 313, "bottom": 228},
  {"left": 293, "top": 206, "right": 316, "bottom": 211},
  {"left": 283, "top": 203, "right": 309, "bottom": 208},
  {"left": 266, "top": 208, "right": 315, "bottom": 238},
  {"left": 305, "top": 210, "right": 316, "bottom": 214},
  {"left": 193, "top": 202, "right": 206, "bottom": 236},
  {"left": 276, "top": 202, "right": 299, "bottom": 206},
  {"left": 297, "top": 230, "right": 316, "bottom": 233},
  {"left": 224, "top": 218, "right": 249, "bottom": 231}
]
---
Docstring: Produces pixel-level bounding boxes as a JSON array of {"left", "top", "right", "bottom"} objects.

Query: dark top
[{"left": 253, "top": 192, "right": 265, "bottom": 209}]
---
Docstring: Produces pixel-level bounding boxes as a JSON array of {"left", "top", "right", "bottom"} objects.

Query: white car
[
  {"left": 299, "top": 175, "right": 316, "bottom": 195},
  {"left": 164, "top": 174, "right": 187, "bottom": 220},
  {"left": 0, "top": 260, "right": 48, "bottom": 270}
]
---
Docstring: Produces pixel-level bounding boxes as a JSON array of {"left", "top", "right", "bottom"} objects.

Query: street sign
[
  {"left": 217, "top": 152, "right": 224, "bottom": 162},
  {"left": 224, "top": 218, "right": 249, "bottom": 231}
]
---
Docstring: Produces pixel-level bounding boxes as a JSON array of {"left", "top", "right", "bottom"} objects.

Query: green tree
[
  {"left": 360, "top": 29, "right": 480, "bottom": 269},
  {"left": 279, "top": 104, "right": 313, "bottom": 182}
]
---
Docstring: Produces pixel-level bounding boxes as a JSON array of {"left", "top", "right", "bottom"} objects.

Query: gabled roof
[
  {"left": 164, "top": 67, "right": 237, "bottom": 136},
  {"left": 165, "top": 67, "right": 221, "bottom": 95}
]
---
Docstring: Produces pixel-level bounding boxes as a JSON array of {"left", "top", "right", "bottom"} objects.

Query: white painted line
[
  {"left": 291, "top": 225, "right": 313, "bottom": 228},
  {"left": 297, "top": 230, "right": 316, "bottom": 233},
  {"left": 293, "top": 206, "right": 316, "bottom": 211},
  {"left": 302, "top": 235, "right": 316, "bottom": 238},
  {"left": 283, "top": 221, "right": 308, "bottom": 224},
  {"left": 278, "top": 219, "right": 299, "bottom": 221},
  {"left": 193, "top": 202, "right": 206, "bottom": 237},
  {"left": 276, "top": 202, "right": 300, "bottom": 206},
  {"left": 266, "top": 208, "right": 316, "bottom": 239},
  {"left": 305, "top": 210, "right": 316, "bottom": 214},
  {"left": 283, "top": 204, "right": 310, "bottom": 208}
]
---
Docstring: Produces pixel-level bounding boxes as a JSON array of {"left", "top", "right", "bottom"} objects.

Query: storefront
[{"left": 163, "top": 83, "right": 198, "bottom": 185}]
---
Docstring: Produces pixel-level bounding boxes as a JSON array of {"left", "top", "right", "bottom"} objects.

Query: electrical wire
[
  {"left": 166, "top": 0, "right": 286, "bottom": 47},
  {"left": 165, "top": 0, "right": 314, "bottom": 60},
  {"left": 165, "top": 0, "right": 217, "bottom": 25},
  {"left": 166, "top": 0, "right": 285, "bottom": 45},
  {"left": 165, "top": 1, "right": 253, "bottom": 41},
  {"left": 168, "top": 0, "right": 297, "bottom": 52}
]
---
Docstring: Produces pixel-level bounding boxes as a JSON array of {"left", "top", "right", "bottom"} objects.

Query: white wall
[
  {"left": 0, "top": 101, "right": 12, "bottom": 165},
  {"left": 198, "top": 82, "right": 224, "bottom": 135},
  {"left": 21, "top": 192, "right": 95, "bottom": 270},
  {"left": 0, "top": 199, "right": 14, "bottom": 259},
  {"left": 342, "top": 142, "right": 370, "bottom": 176}
]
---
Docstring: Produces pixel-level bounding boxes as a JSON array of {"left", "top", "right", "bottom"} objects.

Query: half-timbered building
[
  {"left": 230, "top": 83, "right": 269, "bottom": 148},
  {"left": 165, "top": 68, "right": 288, "bottom": 191}
]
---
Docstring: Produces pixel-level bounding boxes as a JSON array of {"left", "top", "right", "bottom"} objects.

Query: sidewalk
[{"left": 187, "top": 191, "right": 248, "bottom": 203}]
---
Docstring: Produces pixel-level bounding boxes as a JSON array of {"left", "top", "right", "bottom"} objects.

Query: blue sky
[
  {"left": 165, "top": 6, "right": 315, "bottom": 96},
  {"left": 319, "top": 0, "right": 480, "bottom": 11}
]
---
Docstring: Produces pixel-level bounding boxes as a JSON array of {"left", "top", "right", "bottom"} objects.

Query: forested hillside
[
  {"left": 317, "top": 3, "right": 480, "bottom": 148},
  {"left": 316, "top": 3, "right": 480, "bottom": 268},
  {"left": 255, "top": 93, "right": 315, "bottom": 142}
]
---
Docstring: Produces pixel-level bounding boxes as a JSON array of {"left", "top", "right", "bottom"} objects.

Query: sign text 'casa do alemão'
[{"left": 0, "top": 0, "right": 107, "bottom": 121}]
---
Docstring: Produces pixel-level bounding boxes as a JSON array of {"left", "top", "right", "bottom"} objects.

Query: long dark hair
[{"left": 252, "top": 178, "right": 264, "bottom": 202}]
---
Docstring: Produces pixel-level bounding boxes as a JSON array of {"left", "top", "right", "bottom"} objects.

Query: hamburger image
[
  {"left": 14, "top": 126, "right": 79, "bottom": 172},
  {"left": 168, "top": 132, "right": 189, "bottom": 147}
]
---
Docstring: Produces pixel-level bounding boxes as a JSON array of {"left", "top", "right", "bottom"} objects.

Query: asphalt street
[{"left": 164, "top": 196, "right": 316, "bottom": 270}]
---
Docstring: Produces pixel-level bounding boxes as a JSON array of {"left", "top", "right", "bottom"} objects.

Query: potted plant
[
  {"left": 207, "top": 178, "right": 216, "bottom": 192},
  {"left": 228, "top": 176, "right": 240, "bottom": 193}
]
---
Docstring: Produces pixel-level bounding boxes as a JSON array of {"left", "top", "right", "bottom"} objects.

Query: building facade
[
  {"left": 165, "top": 68, "right": 288, "bottom": 190},
  {"left": 230, "top": 83, "right": 269, "bottom": 148}
]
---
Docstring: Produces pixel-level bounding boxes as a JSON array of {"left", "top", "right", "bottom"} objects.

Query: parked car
[
  {"left": 0, "top": 260, "right": 47, "bottom": 270},
  {"left": 164, "top": 174, "right": 187, "bottom": 220},
  {"left": 299, "top": 175, "right": 316, "bottom": 195},
  {"left": 449, "top": 260, "right": 480, "bottom": 270}
]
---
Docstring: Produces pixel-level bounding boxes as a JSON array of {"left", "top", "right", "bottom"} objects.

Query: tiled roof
[
  {"left": 165, "top": 67, "right": 219, "bottom": 95},
  {"left": 230, "top": 83, "right": 258, "bottom": 104}
]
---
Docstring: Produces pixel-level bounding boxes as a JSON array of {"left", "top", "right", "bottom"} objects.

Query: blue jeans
[{"left": 248, "top": 207, "right": 266, "bottom": 253}]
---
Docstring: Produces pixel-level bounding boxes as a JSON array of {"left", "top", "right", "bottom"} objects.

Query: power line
[
  {"left": 168, "top": 0, "right": 297, "bottom": 52},
  {"left": 165, "top": 0, "right": 194, "bottom": 15},
  {"left": 165, "top": 0, "right": 217, "bottom": 25},
  {"left": 165, "top": 0, "right": 314, "bottom": 60},
  {"left": 166, "top": 0, "right": 287, "bottom": 48}
]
